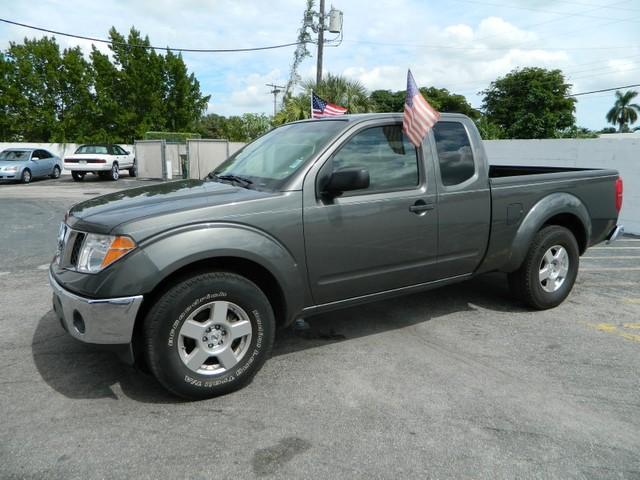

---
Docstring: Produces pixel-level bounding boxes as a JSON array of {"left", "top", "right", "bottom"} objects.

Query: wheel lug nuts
[
  {"left": 208, "top": 343, "right": 214, "bottom": 348},
  {"left": 215, "top": 325, "right": 220, "bottom": 330},
  {"left": 206, "top": 327, "right": 212, "bottom": 332},
  {"left": 220, "top": 340, "right": 223, "bottom": 344},
  {"left": 222, "top": 331, "right": 226, "bottom": 336},
  {"left": 202, "top": 337, "right": 208, "bottom": 341}
]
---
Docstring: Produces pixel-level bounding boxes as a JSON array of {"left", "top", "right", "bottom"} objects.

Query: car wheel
[
  {"left": 128, "top": 161, "right": 137, "bottom": 177},
  {"left": 21, "top": 169, "right": 32, "bottom": 184},
  {"left": 109, "top": 162, "right": 119, "bottom": 181},
  {"left": 50, "top": 165, "right": 61, "bottom": 179},
  {"left": 144, "top": 271, "right": 275, "bottom": 400},
  {"left": 71, "top": 171, "right": 85, "bottom": 182},
  {"left": 508, "top": 225, "right": 579, "bottom": 310}
]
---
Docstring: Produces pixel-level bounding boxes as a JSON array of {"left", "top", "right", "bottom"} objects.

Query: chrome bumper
[
  {"left": 49, "top": 271, "right": 143, "bottom": 344},
  {"left": 606, "top": 225, "right": 624, "bottom": 244}
]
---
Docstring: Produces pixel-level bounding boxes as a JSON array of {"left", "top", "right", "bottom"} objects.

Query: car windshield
[
  {"left": 209, "top": 120, "right": 346, "bottom": 190},
  {"left": 75, "top": 145, "right": 109, "bottom": 154},
  {"left": 0, "top": 150, "right": 31, "bottom": 161}
]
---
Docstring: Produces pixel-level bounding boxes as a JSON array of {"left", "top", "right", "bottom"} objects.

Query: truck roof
[{"left": 293, "top": 112, "right": 470, "bottom": 125}]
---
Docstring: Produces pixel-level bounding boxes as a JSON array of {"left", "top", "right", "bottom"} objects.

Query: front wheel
[
  {"left": 21, "top": 169, "right": 32, "bottom": 184},
  {"left": 128, "top": 161, "right": 136, "bottom": 177},
  {"left": 144, "top": 271, "right": 275, "bottom": 399},
  {"left": 508, "top": 225, "right": 579, "bottom": 310}
]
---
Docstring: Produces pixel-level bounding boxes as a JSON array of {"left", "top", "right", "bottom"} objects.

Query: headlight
[
  {"left": 76, "top": 234, "right": 136, "bottom": 273},
  {"left": 3, "top": 166, "right": 18, "bottom": 172}
]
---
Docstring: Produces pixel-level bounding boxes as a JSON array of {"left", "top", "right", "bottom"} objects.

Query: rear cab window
[{"left": 433, "top": 121, "right": 475, "bottom": 187}]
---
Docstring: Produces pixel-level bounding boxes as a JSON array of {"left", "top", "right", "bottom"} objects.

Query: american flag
[
  {"left": 403, "top": 69, "right": 440, "bottom": 147},
  {"left": 312, "top": 92, "right": 347, "bottom": 118}
]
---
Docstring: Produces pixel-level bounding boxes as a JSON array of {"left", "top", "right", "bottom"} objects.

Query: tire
[
  {"left": 508, "top": 225, "right": 579, "bottom": 310},
  {"left": 109, "top": 162, "right": 119, "bottom": 181},
  {"left": 21, "top": 169, "right": 32, "bottom": 184},
  {"left": 71, "top": 171, "right": 85, "bottom": 182},
  {"left": 128, "top": 161, "right": 136, "bottom": 177},
  {"left": 50, "top": 165, "right": 61, "bottom": 179},
  {"left": 144, "top": 271, "right": 276, "bottom": 400}
]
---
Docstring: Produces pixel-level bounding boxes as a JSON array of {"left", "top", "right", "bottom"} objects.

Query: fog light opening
[{"left": 72, "top": 310, "right": 86, "bottom": 334}]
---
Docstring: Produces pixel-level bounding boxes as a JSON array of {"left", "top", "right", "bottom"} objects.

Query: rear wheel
[
  {"left": 508, "top": 225, "right": 579, "bottom": 310},
  {"left": 21, "top": 169, "right": 32, "bottom": 184},
  {"left": 50, "top": 165, "right": 61, "bottom": 179},
  {"left": 109, "top": 162, "right": 119, "bottom": 181},
  {"left": 128, "top": 161, "right": 136, "bottom": 177},
  {"left": 71, "top": 171, "right": 85, "bottom": 182},
  {"left": 144, "top": 271, "right": 275, "bottom": 399}
]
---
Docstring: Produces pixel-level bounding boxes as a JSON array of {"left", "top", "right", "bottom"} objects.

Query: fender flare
[
  {"left": 138, "top": 222, "right": 306, "bottom": 323},
  {"left": 504, "top": 192, "right": 591, "bottom": 272}
]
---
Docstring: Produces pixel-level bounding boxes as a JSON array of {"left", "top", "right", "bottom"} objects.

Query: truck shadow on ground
[{"left": 32, "top": 272, "right": 526, "bottom": 403}]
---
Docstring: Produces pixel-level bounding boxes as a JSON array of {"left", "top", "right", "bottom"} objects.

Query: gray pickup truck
[{"left": 50, "top": 113, "right": 623, "bottom": 399}]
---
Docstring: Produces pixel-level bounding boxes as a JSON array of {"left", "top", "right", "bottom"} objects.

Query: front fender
[
  {"left": 137, "top": 222, "right": 306, "bottom": 316},
  {"left": 503, "top": 192, "right": 591, "bottom": 272}
]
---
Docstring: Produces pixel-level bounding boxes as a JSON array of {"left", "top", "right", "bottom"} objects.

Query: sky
[{"left": 1, "top": 0, "right": 639, "bottom": 130}]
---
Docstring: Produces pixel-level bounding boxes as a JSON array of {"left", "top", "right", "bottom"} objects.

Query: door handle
[{"left": 409, "top": 200, "right": 435, "bottom": 213}]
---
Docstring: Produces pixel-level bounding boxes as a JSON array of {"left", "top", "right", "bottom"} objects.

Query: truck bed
[{"left": 489, "top": 165, "right": 598, "bottom": 178}]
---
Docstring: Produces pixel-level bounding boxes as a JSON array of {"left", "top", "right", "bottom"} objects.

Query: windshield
[
  {"left": 75, "top": 145, "right": 109, "bottom": 154},
  {"left": 0, "top": 150, "right": 31, "bottom": 161},
  {"left": 210, "top": 120, "right": 345, "bottom": 190}
]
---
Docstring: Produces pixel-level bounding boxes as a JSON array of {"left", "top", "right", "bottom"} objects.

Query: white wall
[{"left": 484, "top": 137, "right": 639, "bottom": 234}]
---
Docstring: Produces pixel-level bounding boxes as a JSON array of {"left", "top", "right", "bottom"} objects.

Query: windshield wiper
[{"left": 207, "top": 172, "right": 253, "bottom": 188}]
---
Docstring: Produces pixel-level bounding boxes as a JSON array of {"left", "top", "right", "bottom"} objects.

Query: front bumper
[{"left": 49, "top": 270, "right": 143, "bottom": 344}]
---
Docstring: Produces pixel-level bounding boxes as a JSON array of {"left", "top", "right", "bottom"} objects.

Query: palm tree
[
  {"left": 606, "top": 90, "right": 640, "bottom": 132},
  {"left": 274, "top": 73, "right": 373, "bottom": 125}
]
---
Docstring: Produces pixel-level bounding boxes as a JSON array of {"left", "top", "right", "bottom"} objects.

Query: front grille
[
  {"left": 58, "top": 227, "right": 86, "bottom": 269},
  {"left": 69, "top": 233, "right": 86, "bottom": 266}
]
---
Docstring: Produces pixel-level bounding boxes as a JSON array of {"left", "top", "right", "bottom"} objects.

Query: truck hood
[{"left": 67, "top": 179, "right": 274, "bottom": 234}]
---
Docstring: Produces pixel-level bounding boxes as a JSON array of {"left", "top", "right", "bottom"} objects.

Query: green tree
[
  {"left": 195, "top": 113, "right": 271, "bottom": 142},
  {"left": 370, "top": 87, "right": 479, "bottom": 118},
  {"left": 276, "top": 73, "right": 373, "bottom": 124},
  {"left": 481, "top": 67, "right": 576, "bottom": 139},
  {"left": 370, "top": 89, "right": 405, "bottom": 112},
  {"left": 4, "top": 37, "right": 62, "bottom": 141},
  {"left": 475, "top": 116, "right": 504, "bottom": 140},
  {"left": 606, "top": 90, "right": 640, "bottom": 132}
]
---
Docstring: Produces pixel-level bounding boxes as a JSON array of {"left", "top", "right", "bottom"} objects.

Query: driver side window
[{"left": 331, "top": 125, "right": 419, "bottom": 194}]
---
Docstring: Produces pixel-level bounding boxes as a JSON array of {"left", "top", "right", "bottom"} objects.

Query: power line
[
  {"left": 452, "top": 0, "right": 640, "bottom": 22},
  {"left": 0, "top": 17, "right": 307, "bottom": 53},
  {"left": 570, "top": 84, "right": 640, "bottom": 96}
]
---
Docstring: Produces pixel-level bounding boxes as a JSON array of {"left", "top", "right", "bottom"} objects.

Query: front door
[{"left": 303, "top": 122, "right": 439, "bottom": 305}]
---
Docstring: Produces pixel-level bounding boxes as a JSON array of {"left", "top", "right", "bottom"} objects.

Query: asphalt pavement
[{"left": 1, "top": 176, "right": 639, "bottom": 479}]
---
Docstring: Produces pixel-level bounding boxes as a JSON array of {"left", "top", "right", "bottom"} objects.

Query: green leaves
[
  {"left": 480, "top": 67, "right": 576, "bottom": 139},
  {"left": 606, "top": 90, "right": 639, "bottom": 132},
  {"left": 1, "top": 28, "right": 210, "bottom": 143}
]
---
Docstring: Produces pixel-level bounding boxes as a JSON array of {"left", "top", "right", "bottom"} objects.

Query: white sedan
[{"left": 64, "top": 144, "right": 136, "bottom": 181}]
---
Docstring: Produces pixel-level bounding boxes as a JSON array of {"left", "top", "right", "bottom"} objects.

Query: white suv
[{"left": 64, "top": 144, "right": 136, "bottom": 181}]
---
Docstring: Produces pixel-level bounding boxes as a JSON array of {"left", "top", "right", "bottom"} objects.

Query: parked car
[
  {"left": 0, "top": 148, "right": 62, "bottom": 183},
  {"left": 49, "top": 113, "right": 623, "bottom": 399},
  {"left": 64, "top": 144, "right": 136, "bottom": 181}
]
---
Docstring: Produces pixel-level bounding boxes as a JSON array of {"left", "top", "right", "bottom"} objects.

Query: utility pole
[
  {"left": 266, "top": 83, "right": 285, "bottom": 116},
  {"left": 316, "top": 0, "right": 325, "bottom": 87}
]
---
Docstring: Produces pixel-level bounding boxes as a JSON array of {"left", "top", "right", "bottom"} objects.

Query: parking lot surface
[{"left": 1, "top": 177, "right": 639, "bottom": 479}]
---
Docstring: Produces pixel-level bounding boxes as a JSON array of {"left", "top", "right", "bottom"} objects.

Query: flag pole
[{"left": 310, "top": 89, "right": 313, "bottom": 119}]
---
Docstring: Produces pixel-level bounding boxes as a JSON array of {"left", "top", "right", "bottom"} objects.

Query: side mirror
[
  {"left": 323, "top": 168, "right": 370, "bottom": 197},
  {"left": 124, "top": 150, "right": 130, "bottom": 155}
]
